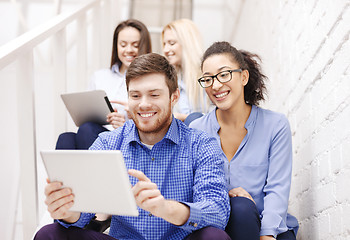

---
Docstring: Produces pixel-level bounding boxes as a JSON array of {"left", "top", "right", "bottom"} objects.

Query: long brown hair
[{"left": 110, "top": 19, "right": 152, "bottom": 68}]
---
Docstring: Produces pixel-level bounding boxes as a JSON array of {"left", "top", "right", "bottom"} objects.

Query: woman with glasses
[{"left": 190, "top": 41, "right": 298, "bottom": 240}]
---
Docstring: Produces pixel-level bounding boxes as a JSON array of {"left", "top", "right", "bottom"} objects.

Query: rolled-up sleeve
[
  {"left": 57, "top": 212, "right": 95, "bottom": 229},
  {"left": 180, "top": 135, "right": 230, "bottom": 232}
]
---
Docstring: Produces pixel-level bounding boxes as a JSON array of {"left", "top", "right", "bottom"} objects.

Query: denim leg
[
  {"left": 55, "top": 132, "right": 77, "bottom": 149},
  {"left": 185, "top": 226, "right": 231, "bottom": 240},
  {"left": 277, "top": 230, "right": 296, "bottom": 240},
  {"left": 33, "top": 222, "right": 116, "bottom": 240},
  {"left": 76, "top": 122, "right": 108, "bottom": 149},
  {"left": 225, "top": 196, "right": 260, "bottom": 240}
]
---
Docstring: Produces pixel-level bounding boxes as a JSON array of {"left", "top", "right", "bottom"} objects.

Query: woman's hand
[
  {"left": 106, "top": 111, "right": 126, "bottom": 129},
  {"left": 110, "top": 100, "right": 130, "bottom": 118},
  {"left": 260, "top": 236, "right": 276, "bottom": 240},
  {"left": 229, "top": 186, "right": 255, "bottom": 204},
  {"left": 174, "top": 112, "right": 188, "bottom": 122}
]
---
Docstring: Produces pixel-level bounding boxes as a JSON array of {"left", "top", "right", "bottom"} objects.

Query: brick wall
[{"left": 231, "top": 0, "right": 350, "bottom": 239}]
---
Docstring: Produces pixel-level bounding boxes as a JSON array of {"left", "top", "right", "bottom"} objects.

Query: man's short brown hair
[{"left": 126, "top": 53, "right": 178, "bottom": 96}]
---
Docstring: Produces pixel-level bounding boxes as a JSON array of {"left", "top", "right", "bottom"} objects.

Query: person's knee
[
  {"left": 229, "top": 196, "right": 258, "bottom": 222},
  {"left": 225, "top": 197, "right": 260, "bottom": 239},
  {"left": 76, "top": 122, "right": 107, "bottom": 149},
  {"left": 186, "top": 226, "right": 231, "bottom": 240},
  {"left": 277, "top": 230, "right": 296, "bottom": 240},
  {"left": 33, "top": 223, "right": 64, "bottom": 240},
  {"left": 56, "top": 132, "right": 76, "bottom": 149},
  {"left": 77, "top": 122, "right": 107, "bottom": 139},
  {"left": 78, "top": 122, "right": 99, "bottom": 135}
]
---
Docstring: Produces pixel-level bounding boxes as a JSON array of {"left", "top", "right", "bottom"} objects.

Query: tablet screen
[{"left": 40, "top": 150, "right": 139, "bottom": 216}]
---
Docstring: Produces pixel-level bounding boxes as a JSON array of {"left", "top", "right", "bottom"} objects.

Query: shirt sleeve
[
  {"left": 260, "top": 115, "right": 293, "bottom": 236},
  {"left": 179, "top": 134, "right": 230, "bottom": 232},
  {"left": 57, "top": 213, "right": 95, "bottom": 229},
  {"left": 89, "top": 134, "right": 108, "bottom": 150}
]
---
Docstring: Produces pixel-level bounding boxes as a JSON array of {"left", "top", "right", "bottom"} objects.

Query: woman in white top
[
  {"left": 56, "top": 19, "right": 152, "bottom": 150},
  {"left": 162, "top": 19, "right": 209, "bottom": 123}
]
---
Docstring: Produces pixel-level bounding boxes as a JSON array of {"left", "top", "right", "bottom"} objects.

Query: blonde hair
[{"left": 162, "top": 19, "right": 207, "bottom": 112}]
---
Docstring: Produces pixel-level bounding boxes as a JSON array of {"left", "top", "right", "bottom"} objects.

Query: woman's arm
[{"left": 261, "top": 115, "right": 293, "bottom": 237}]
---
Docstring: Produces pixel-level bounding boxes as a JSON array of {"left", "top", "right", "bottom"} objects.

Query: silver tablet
[
  {"left": 40, "top": 150, "right": 139, "bottom": 216},
  {"left": 61, "top": 90, "right": 114, "bottom": 127}
]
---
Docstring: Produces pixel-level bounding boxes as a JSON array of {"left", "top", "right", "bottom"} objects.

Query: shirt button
[
  {"left": 151, "top": 157, "right": 155, "bottom": 161},
  {"left": 148, "top": 213, "right": 153, "bottom": 217},
  {"left": 193, "top": 223, "right": 198, "bottom": 227}
]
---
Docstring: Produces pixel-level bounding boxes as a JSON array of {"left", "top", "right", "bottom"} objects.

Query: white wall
[
  {"left": 231, "top": 0, "right": 350, "bottom": 239},
  {"left": 193, "top": 0, "right": 244, "bottom": 49}
]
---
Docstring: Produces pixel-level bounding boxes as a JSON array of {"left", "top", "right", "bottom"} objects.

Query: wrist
[
  {"left": 157, "top": 200, "right": 190, "bottom": 226},
  {"left": 61, "top": 212, "right": 81, "bottom": 224}
]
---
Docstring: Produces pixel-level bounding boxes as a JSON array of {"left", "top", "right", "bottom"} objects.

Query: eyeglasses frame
[{"left": 197, "top": 69, "right": 243, "bottom": 88}]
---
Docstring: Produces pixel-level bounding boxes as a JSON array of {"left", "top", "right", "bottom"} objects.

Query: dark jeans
[
  {"left": 56, "top": 122, "right": 108, "bottom": 150},
  {"left": 225, "top": 197, "right": 296, "bottom": 240},
  {"left": 34, "top": 222, "right": 231, "bottom": 240}
]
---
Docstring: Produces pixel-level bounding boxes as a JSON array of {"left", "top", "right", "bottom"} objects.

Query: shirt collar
[
  {"left": 211, "top": 105, "right": 257, "bottom": 131},
  {"left": 111, "top": 63, "right": 126, "bottom": 76},
  {"left": 210, "top": 108, "right": 221, "bottom": 133},
  {"left": 163, "top": 117, "right": 180, "bottom": 145},
  {"left": 244, "top": 105, "right": 257, "bottom": 130},
  {"left": 124, "top": 120, "right": 140, "bottom": 145},
  {"left": 124, "top": 117, "right": 180, "bottom": 146}
]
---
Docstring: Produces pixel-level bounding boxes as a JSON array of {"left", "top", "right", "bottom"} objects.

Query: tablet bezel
[
  {"left": 61, "top": 90, "right": 113, "bottom": 127},
  {"left": 40, "top": 150, "right": 139, "bottom": 216}
]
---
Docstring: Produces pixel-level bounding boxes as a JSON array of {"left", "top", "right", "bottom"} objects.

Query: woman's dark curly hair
[{"left": 201, "top": 41, "right": 267, "bottom": 106}]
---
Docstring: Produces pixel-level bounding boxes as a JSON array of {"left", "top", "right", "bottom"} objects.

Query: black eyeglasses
[{"left": 197, "top": 69, "right": 242, "bottom": 88}]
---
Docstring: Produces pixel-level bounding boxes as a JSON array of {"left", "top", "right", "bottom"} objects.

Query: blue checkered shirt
[{"left": 58, "top": 118, "right": 230, "bottom": 239}]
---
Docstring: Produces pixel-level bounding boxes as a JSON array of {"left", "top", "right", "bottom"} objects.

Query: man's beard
[{"left": 131, "top": 102, "right": 172, "bottom": 134}]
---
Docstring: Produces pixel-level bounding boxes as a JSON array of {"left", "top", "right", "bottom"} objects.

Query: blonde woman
[{"left": 162, "top": 18, "right": 209, "bottom": 123}]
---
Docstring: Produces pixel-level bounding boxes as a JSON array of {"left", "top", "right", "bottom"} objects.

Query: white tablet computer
[
  {"left": 40, "top": 150, "right": 139, "bottom": 216},
  {"left": 61, "top": 90, "right": 114, "bottom": 127}
]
